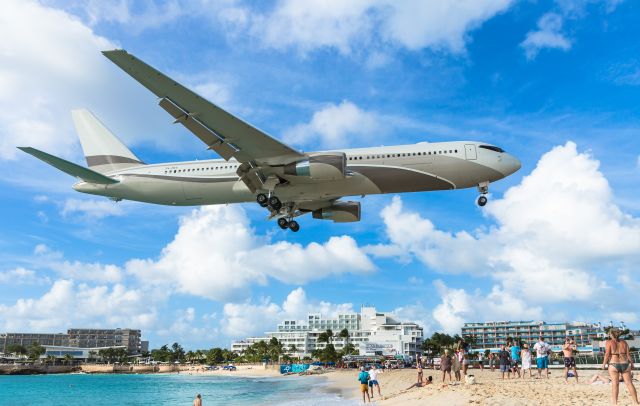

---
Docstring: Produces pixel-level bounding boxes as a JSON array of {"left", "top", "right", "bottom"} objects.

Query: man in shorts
[
  {"left": 533, "top": 336, "right": 550, "bottom": 379},
  {"left": 368, "top": 364, "right": 382, "bottom": 398},
  {"left": 358, "top": 366, "right": 371, "bottom": 403},
  {"left": 498, "top": 345, "right": 512, "bottom": 380},
  {"left": 562, "top": 337, "right": 579, "bottom": 383},
  {"left": 510, "top": 340, "right": 521, "bottom": 378}
]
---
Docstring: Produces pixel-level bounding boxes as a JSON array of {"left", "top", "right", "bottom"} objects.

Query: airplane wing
[
  {"left": 18, "top": 147, "right": 119, "bottom": 185},
  {"left": 102, "top": 50, "right": 305, "bottom": 170}
]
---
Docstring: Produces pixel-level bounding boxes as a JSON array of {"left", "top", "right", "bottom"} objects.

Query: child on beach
[{"left": 498, "top": 345, "right": 511, "bottom": 380}]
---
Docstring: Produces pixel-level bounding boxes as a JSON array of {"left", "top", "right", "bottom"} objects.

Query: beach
[{"left": 322, "top": 367, "right": 640, "bottom": 405}]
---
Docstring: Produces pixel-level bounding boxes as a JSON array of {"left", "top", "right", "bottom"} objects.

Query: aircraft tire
[
  {"left": 257, "top": 193, "right": 268, "bottom": 207},
  {"left": 477, "top": 195, "right": 488, "bottom": 207},
  {"left": 277, "top": 218, "right": 289, "bottom": 229},
  {"left": 289, "top": 220, "right": 300, "bottom": 232}
]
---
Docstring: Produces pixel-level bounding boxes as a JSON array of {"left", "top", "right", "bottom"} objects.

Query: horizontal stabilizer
[{"left": 18, "top": 147, "right": 119, "bottom": 185}]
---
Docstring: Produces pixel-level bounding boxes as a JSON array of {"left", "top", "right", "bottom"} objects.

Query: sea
[{"left": 0, "top": 373, "right": 352, "bottom": 405}]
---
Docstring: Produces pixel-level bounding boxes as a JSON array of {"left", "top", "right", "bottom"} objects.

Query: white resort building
[{"left": 230, "top": 306, "right": 424, "bottom": 358}]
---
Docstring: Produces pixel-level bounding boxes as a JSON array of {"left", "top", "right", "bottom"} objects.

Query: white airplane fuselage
[{"left": 74, "top": 141, "right": 521, "bottom": 207}]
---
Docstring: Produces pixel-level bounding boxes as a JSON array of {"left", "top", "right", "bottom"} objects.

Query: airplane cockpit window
[{"left": 479, "top": 145, "right": 505, "bottom": 153}]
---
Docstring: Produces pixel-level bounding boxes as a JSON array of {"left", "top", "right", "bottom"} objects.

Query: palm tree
[
  {"left": 288, "top": 344, "right": 298, "bottom": 360},
  {"left": 63, "top": 353, "right": 74, "bottom": 365},
  {"left": 45, "top": 355, "right": 56, "bottom": 366}
]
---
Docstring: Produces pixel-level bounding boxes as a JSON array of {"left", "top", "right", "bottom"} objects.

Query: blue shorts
[
  {"left": 499, "top": 364, "right": 509, "bottom": 372},
  {"left": 536, "top": 356, "right": 549, "bottom": 369},
  {"left": 368, "top": 380, "right": 378, "bottom": 386}
]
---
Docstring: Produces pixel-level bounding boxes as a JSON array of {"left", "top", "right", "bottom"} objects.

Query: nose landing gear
[{"left": 477, "top": 181, "right": 489, "bottom": 207}]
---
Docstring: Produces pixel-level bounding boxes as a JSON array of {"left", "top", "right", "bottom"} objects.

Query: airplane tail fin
[
  {"left": 71, "top": 109, "right": 144, "bottom": 174},
  {"left": 18, "top": 147, "right": 119, "bottom": 185}
]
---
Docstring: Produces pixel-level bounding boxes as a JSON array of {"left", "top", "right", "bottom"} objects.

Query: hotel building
[
  {"left": 231, "top": 306, "right": 424, "bottom": 358},
  {"left": 461, "top": 321, "right": 606, "bottom": 353},
  {"left": 1, "top": 328, "right": 146, "bottom": 355}
]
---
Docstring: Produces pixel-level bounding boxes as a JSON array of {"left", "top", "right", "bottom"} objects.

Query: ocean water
[{"left": 0, "top": 373, "right": 351, "bottom": 406}]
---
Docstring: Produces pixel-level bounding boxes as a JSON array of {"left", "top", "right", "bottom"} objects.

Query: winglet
[{"left": 18, "top": 147, "right": 119, "bottom": 185}]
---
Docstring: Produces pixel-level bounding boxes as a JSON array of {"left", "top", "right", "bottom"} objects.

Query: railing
[{"left": 574, "top": 351, "right": 640, "bottom": 365}]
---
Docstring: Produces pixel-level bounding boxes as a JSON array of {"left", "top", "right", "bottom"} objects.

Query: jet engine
[
  {"left": 283, "top": 152, "right": 346, "bottom": 180},
  {"left": 312, "top": 201, "right": 361, "bottom": 223}
]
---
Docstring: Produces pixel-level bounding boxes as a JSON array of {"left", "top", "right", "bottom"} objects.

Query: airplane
[{"left": 19, "top": 50, "right": 521, "bottom": 232}]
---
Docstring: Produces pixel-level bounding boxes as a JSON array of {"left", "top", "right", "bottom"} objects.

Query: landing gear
[
  {"left": 256, "top": 193, "right": 268, "bottom": 207},
  {"left": 288, "top": 220, "right": 300, "bottom": 232},
  {"left": 268, "top": 196, "right": 282, "bottom": 211},
  {"left": 256, "top": 193, "right": 301, "bottom": 231},
  {"left": 477, "top": 181, "right": 489, "bottom": 207}
]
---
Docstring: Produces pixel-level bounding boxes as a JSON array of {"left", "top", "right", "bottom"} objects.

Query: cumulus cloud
[
  {"left": 370, "top": 142, "right": 640, "bottom": 328},
  {"left": 61, "top": 198, "right": 125, "bottom": 219},
  {"left": 126, "top": 204, "right": 374, "bottom": 301},
  {"left": 0, "top": 279, "right": 159, "bottom": 332},
  {"left": 0, "top": 267, "right": 50, "bottom": 286},
  {"left": 283, "top": 100, "right": 381, "bottom": 148},
  {"left": 432, "top": 281, "right": 542, "bottom": 333},
  {"left": 26, "top": 244, "right": 123, "bottom": 283},
  {"left": 0, "top": 0, "right": 230, "bottom": 163},
  {"left": 220, "top": 287, "right": 355, "bottom": 338},
  {"left": 521, "top": 13, "right": 572, "bottom": 60}
]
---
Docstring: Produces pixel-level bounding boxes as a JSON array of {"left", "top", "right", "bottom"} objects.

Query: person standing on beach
[
  {"left": 601, "top": 328, "right": 639, "bottom": 405},
  {"left": 193, "top": 394, "right": 202, "bottom": 406},
  {"left": 562, "top": 337, "right": 579, "bottom": 384},
  {"left": 510, "top": 340, "right": 521, "bottom": 378},
  {"left": 520, "top": 344, "right": 533, "bottom": 379},
  {"left": 440, "top": 349, "right": 452, "bottom": 383},
  {"left": 452, "top": 350, "right": 462, "bottom": 381},
  {"left": 358, "top": 366, "right": 371, "bottom": 403},
  {"left": 533, "top": 336, "right": 550, "bottom": 379},
  {"left": 498, "top": 345, "right": 511, "bottom": 380},
  {"left": 368, "top": 365, "right": 382, "bottom": 399},
  {"left": 478, "top": 351, "right": 484, "bottom": 371},
  {"left": 488, "top": 353, "right": 495, "bottom": 372},
  {"left": 417, "top": 361, "right": 424, "bottom": 385}
]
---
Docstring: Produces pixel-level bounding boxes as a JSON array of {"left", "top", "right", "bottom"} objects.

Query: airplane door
[{"left": 464, "top": 144, "right": 477, "bottom": 160}]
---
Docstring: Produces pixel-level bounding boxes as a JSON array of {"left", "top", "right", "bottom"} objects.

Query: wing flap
[
  {"left": 18, "top": 147, "right": 119, "bottom": 185},
  {"left": 102, "top": 49, "right": 304, "bottom": 166}
]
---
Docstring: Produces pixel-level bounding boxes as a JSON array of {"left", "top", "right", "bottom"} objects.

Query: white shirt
[
  {"left": 533, "top": 341, "right": 549, "bottom": 358},
  {"left": 369, "top": 369, "right": 380, "bottom": 381}
]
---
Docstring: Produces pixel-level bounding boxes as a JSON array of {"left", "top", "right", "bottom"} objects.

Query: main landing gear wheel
[
  {"left": 268, "top": 196, "right": 282, "bottom": 211},
  {"left": 477, "top": 195, "right": 488, "bottom": 207},
  {"left": 288, "top": 220, "right": 300, "bottom": 232},
  {"left": 277, "top": 217, "right": 289, "bottom": 229},
  {"left": 256, "top": 193, "right": 268, "bottom": 207}
]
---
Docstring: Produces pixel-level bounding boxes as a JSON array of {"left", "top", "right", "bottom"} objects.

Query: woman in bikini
[{"left": 601, "top": 328, "right": 639, "bottom": 405}]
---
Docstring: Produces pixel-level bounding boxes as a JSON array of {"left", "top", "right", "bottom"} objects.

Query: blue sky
[{"left": 1, "top": 0, "right": 639, "bottom": 349}]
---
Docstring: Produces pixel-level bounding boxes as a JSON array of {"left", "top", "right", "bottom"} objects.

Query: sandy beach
[{"left": 322, "top": 367, "right": 640, "bottom": 405}]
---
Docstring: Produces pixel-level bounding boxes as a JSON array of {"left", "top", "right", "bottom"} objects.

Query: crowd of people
[{"left": 355, "top": 328, "right": 638, "bottom": 404}]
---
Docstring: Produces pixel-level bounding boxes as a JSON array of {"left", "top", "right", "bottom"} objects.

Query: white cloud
[
  {"left": 0, "top": 0, "right": 230, "bottom": 163},
  {"left": 126, "top": 204, "right": 374, "bottom": 301},
  {"left": 0, "top": 267, "right": 50, "bottom": 286},
  {"left": 520, "top": 13, "right": 572, "bottom": 60},
  {"left": 370, "top": 142, "right": 640, "bottom": 313},
  {"left": 220, "top": 287, "right": 354, "bottom": 338},
  {"left": 283, "top": 101, "right": 382, "bottom": 149},
  {"left": 250, "top": 0, "right": 514, "bottom": 55},
  {"left": 28, "top": 244, "right": 123, "bottom": 283},
  {"left": 431, "top": 281, "right": 542, "bottom": 334},
  {"left": 61, "top": 198, "right": 125, "bottom": 219},
  {"left": 0, "top": 279, "right": 158, "bottom": 332}
]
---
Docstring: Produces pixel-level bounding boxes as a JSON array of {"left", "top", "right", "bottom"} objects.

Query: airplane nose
[{"left": 501, "top": 154, "right": 521, "bottom": 176}]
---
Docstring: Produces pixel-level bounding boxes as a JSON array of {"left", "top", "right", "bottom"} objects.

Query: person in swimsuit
[
  {"left": 417, "top": 361, "right": 423, "bottom": 385},
  {"left": 601, "top": 328, "right": 639, "bottom": 405},
  {"left": 562, "top": 337, "right": 579, "bottom": 384},
  {"left": 440, "top": 349, "right": 452, "bottom": 383},
  {"left": 193, "top": 394, "right": 202, "bottom": 406}
]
